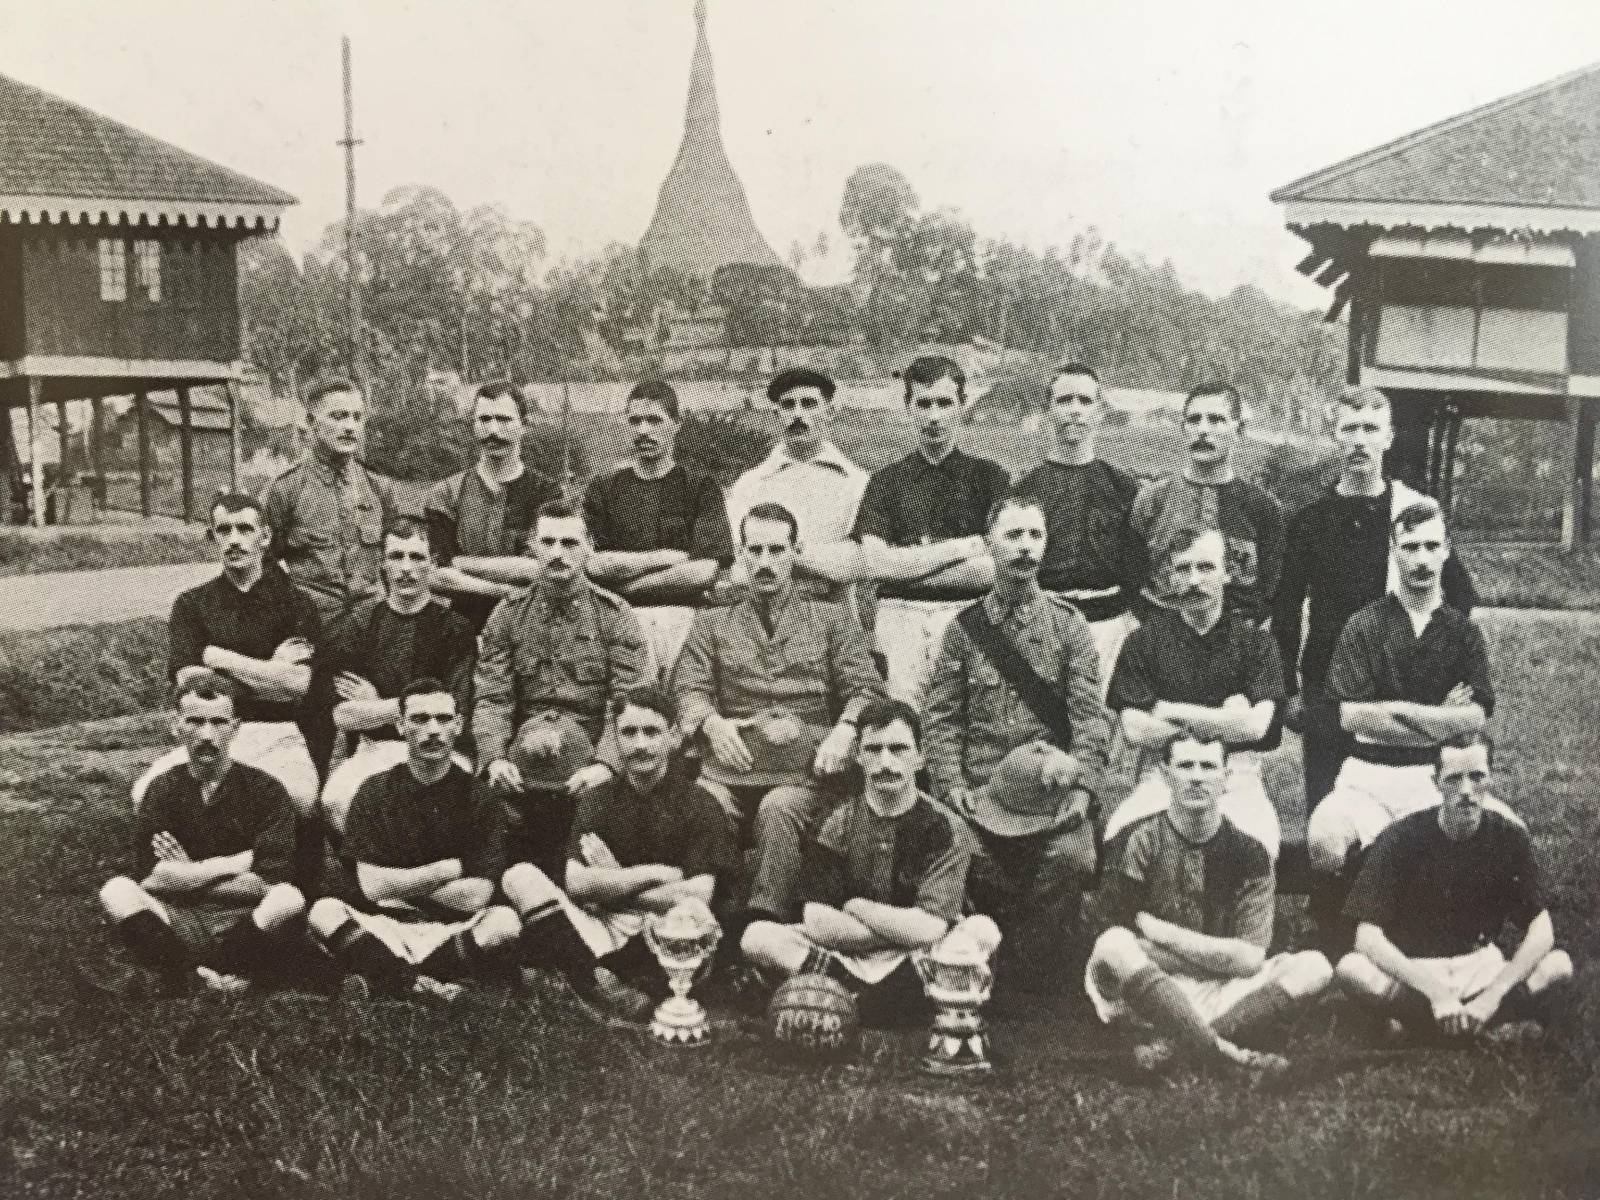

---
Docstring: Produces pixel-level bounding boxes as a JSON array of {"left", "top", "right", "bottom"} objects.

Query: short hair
[
  {"left": 472, "top": 380, "right": 527, "bottom": 421},
  {"left": 627, "top": 379, "right": 680, "bottom": 421},
  {"left": 1162, "top": 732, "right": 1228, "bottom": 764},
  {"left": 305, "top": 377, "right": 362, "bottom": 411},
  {"left": 399, "top": 676, "right": 455, "bottom": 715},
  {"left": 766, "top": 367, "right": 836, "bottom": 404},
  {"left": 611, "top": 684, "right": 678, "bottom": 727},
  {"left": 899, "top": 355, "right": 965, "bottom": 403},
  {"left": 1392, "top": 498, "right": 1445, "bottom": 538},
  {"left": 1184, "top": 381, "right": 1241, "bottom": 420},
  {"left": 1166, "top": 526, "right": 1225, "bottom": 564},
  {"left": 382, "top": 515, "right": 433, "bottom": 554},
  {"left": 534, "top": 498, "right": 584, "bottom": 526},
  {"left": 1335, "top": 384, "right": 1391, "bottom": 417},
  {"left": 1438, "top": 731, "right": 1494, "bottom": 769},
  {"left": 207, "top": 490, "right": 264, "bottom": 526},
  {"left": 173, "top": 669, "right": 241, "bottom": 712},
  {"left": 856, "top": 697, "right": 922, "bottom": 749},
  {"left": 739, "top": 501, "right": 800, "bottom": 545},
  {"left": 1048, "top": 362, "right": 1101, "bottom": 395},
  {"left": 984, "top": 490, "right": 1046, "bottom": 534}
]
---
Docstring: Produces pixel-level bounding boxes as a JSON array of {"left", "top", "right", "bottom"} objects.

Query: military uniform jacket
[
  {"left": 472, "top": 579, "right": 652, "bottom": 764},
  {"left": 924, "top": 584, "right": 1110, "bottom": 799},
  {"left": 264, "top": 451, "right": 399, "bottom": 619}
]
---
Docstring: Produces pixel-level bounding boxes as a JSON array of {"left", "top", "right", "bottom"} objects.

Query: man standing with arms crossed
[
  {"left": 1015, "top": 364, "right": 1145, "bottom": 689},
  {"left": 583, "top": 379, "right": 734, "bottom": 674},
  {"left": 853, "top": 356, "right": 1008, "bottom": 703},
  {"left": 1274, "top": 385, "right": 1475, "bottom": 815},
  {"left": 424, "top": 381, "right": 562, "bottom": 633}
]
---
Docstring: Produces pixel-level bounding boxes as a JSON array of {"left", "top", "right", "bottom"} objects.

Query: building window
[
  {"left": 97, "top": 238, "right": 127, "bottom": 302},
  {"left": 133, "top": 239, "right": 162, "bottom": 302}
]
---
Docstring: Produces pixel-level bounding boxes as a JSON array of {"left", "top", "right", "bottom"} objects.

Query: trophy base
[
  {"left": 650, "top": 998, "right": 712, "bottom": 1048},
  {"left": 921, "top": 1031, "right": 993, "bottom": 1076}
]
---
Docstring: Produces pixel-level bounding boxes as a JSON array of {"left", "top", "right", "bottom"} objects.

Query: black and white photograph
[{"left": 0, "top": 2, "right": 1596, "bottom": 1196}]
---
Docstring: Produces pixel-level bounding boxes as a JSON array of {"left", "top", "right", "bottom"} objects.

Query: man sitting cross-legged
[
  {"left": 97, "top": 671, "right": 307, "bottom": 996},
  {"left": 741, "top": 698, "right": 991, "bottom": 1022},
  {"left": 308, "top": 678, "right": 520, "bottom": 1001},
  {"left": 503, "top": 685, "right": 738, "bottom": 1023},
  {"left": 1086, "top": 734, "right": 1332, "bottom": 1078},
  {"left": 1336, "top": 735, "right": 1573, "bottom": 1043}
]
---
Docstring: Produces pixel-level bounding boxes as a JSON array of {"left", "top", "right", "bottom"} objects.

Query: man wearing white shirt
[{"left": 725, "top": 368, "right": 868, "bottom": 602}]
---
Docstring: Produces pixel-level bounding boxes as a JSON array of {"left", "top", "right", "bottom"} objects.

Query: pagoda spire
[{"left": 639, "top": 0, "right": 781, "bottom": 276}]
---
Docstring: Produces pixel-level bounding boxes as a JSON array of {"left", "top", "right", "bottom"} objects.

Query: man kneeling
[
  {"left": 308, "top": 678, "right": 519, "bottom": 1000},
  {"left": 742, "top": 698, "right": 991, "bottom": 1022},
  {"left": 1087, "top": 735, "right": 1331, "bottom": 1077},
  {"left": 504, "top": 686, "right": 737, "bottom": 1023},
  {"left": 1336, "top": 735, "right": 1573, "bottom": 1042},
  {"left": 97, "top": 671, "right": 306, "bottom": 995}
]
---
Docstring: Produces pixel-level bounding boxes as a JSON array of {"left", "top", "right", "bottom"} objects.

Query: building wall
[
  {"left": 1571, "top": 235, "right": 1600, "bottom": 377},
  {"left": 19, "top": 227, "right": 241, "bottom": 361},
  {"left": 0, "top": 228, "right": 24, "bottom": 360}
]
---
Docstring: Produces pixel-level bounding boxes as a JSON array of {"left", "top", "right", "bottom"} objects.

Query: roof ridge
[
  {"left": 1270, "top": 58, "right": 1600, "bottom": 203},
  {"left": 0, "top": 69, "right": 295, "bottom": 206}
]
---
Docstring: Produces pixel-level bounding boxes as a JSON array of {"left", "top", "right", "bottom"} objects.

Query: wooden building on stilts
[
  {"left": 1273, "top": 61, "right": 1600, "bottom": 547},
  {"left": 0, "top": 71, "right": 294, "bottom": 525}
]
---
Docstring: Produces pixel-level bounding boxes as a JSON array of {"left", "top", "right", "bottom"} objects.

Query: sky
[{"left": 1, "top": 0, "right": 1597, "bottom": 311}]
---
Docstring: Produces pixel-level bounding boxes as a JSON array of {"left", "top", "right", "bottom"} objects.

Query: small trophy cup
[
  {"left": 643, "top": 899, "right": 722, "bottom": 1047},
  {"left": 913, "top": 919, "right": 999, "bottom": 1076}
]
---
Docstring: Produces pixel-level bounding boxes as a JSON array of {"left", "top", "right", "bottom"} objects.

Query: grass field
[{"left": 2, "top": 611, "right": 1597, "bottom": 1199}]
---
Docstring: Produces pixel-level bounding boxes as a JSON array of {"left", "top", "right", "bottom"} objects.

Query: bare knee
[
  {"left": 254, "top": 883, "right": 306, "bottom": 931},
  {"left": 99, "top": 876, "right": 155, "bottom": 921},
  {"left": 1277, "top": 950, "right": 1334, "bottom": 999},
  {"left": 501, "top": 862, "right": 560, "bottom": 912},
  {"left": 474, "top": 905, "right": 522, "bottom": 951},
  {"left": 1529, "top": 949, "right": 1574, "bottom": 994},
  {"left": 308, "top": 896, "right": 355, "bottom": 941},
  {"left": 1335, "top": 951, "right": 1391, "bottom": 1000},
  {"left": 740, "top": 919, "right": 799, "bottom": 972},
  {"left": 1306, "top": 818, "right": 1351, "bottom": 874},
  {"left": 1091, "top": 926, "right": 1148, "bottom": 978}
]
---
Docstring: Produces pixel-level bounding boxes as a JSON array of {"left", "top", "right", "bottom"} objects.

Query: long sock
[
  {"left": 1212, "top": 982, "right": 1297, "bottom": 1044},
  {"left": 419, "top": 928, "right": 489, "bottom": 982},
  {"left": 1499, "top": 976, "right": 1573, "bottom": 1029},
  {"left": 517, "top": 904, "right": 595, "bottom": 973},
  {"left": 328, "top": 923, "right": 412, "bottom": 993},
  {"left": 117, "top": 910, "right": 188, "bottom": 973},
  {"left": 1121, "top": 965, "right": 1217, "bottom": 1057}
]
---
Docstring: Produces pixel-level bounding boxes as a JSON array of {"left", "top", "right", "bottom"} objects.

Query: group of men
[{"left": 97, "top": 359, "right": 1572, "bottom": 1074}]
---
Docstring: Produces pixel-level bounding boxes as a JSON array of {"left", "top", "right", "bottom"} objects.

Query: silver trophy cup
[
  {"left": 643, "top": 899, "right": 722, "bottom": 1047},
  {"left": 913, "top": 921, "right": 998, "bottom": 1075}
]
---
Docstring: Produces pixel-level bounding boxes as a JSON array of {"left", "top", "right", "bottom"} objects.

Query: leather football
[{"left": 768, "top": 973, "right": 859, "bottom": 1057}]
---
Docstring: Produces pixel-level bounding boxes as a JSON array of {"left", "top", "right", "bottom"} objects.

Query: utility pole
[{"left": 339, "top": 36, "right": 365, "bottom": 388}]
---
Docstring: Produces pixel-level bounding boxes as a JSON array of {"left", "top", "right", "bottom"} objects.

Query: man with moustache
[
  {"left": 1015, "top": 364, "right": 1146, "bottom": 689},
  {"left": 1103, "top": 527, "right": 1286, "bottom": 860},
  {"left": 1086, "top": 734, "right": 1332, "bottom": 1078},
  {"left": 583, "top": 379, "right": 734, "bottom": 673},
  {"left": 503, "top": 685, "right": 738, "bottom": 1023},
  {"left": 308, "top": 679, "right": 521, "bottom": 1001},
  {"left": 140, "top": 492, "right": 322, "bottom": 841},
  {"left": 924, "top": 493, "right": 1110, "bottom": 822},
  {"left": 424, "top": 381, "right": 562, "bottom": 633},
  {"left": 725, "top": 368, "right": 868, "bottom": 601},
  {"left": 1130, "top": 382, "right": 1283, "bottom": 625},
  {"left": 740, "top": 698, "right": 987, "bottom": 1021},
  {"left": 264, "top": 378, "right": 400, "bottom": 776},
  {"left": 1305, "top": 500, "right": 1499, "bottom": 954},
  {"left": 852, "top": 356, "right": 1009, "bottom": 703},
  {"left": 317, "top": 518, "right": 478, "bottom": 839},
  {"left": 1336, "top": 735, "right": 1573, "bottom": 1042},
  {"left": 1274, "top": 385, "right": 1476, "bottom": 814},
  {"left": 97, "top": 672, "right": 308, "bottom": 995},
  {"left": 671, "top": 501, "right": 885, "bottom": 927},
  {"left": 474, "top": 500, "right": 653, "bottom": 881}
]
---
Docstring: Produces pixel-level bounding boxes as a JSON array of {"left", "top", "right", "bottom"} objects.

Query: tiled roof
[
  {"left": 0, "top": 71, "right": 294, "bottom": 228},
  {"left": 1272, "top": 60, "right": 1600, "bottom": 210}
]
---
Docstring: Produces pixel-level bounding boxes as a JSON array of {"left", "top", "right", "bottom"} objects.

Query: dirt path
[{"left": 0, "top": 561, "right": 214, "bottom": 630}]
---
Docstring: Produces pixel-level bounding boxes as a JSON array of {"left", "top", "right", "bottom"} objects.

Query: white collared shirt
[{"left": 725, "top": 441, "right": 868, "bottom": 547}]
